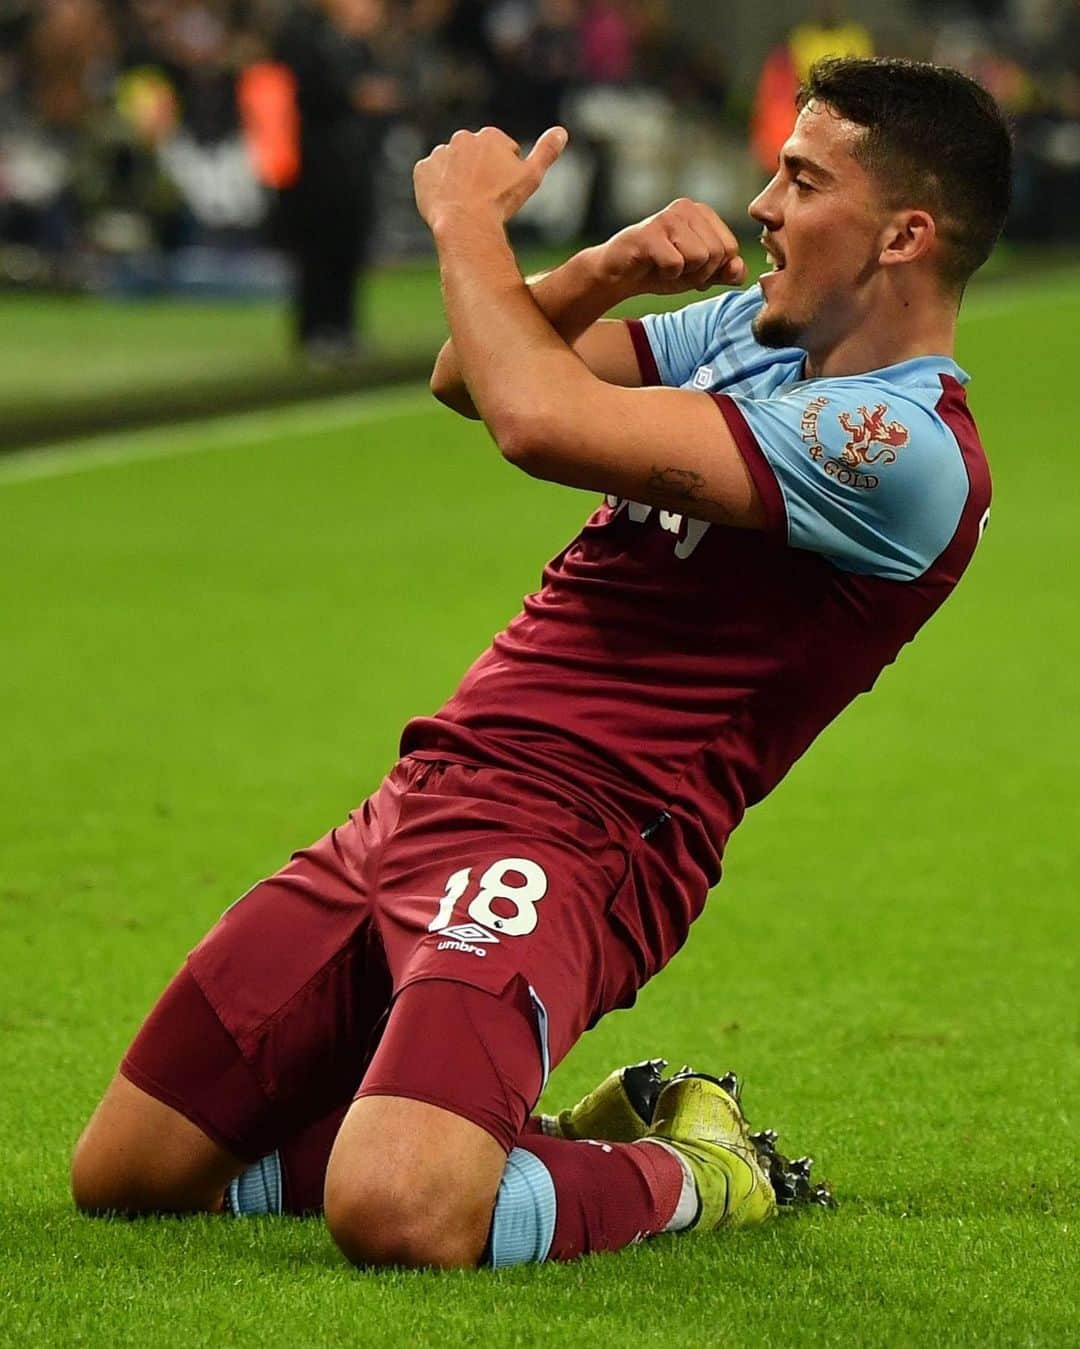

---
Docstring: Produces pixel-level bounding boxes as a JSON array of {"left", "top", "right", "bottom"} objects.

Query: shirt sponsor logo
[
  {"left": 603, "top": 497, "right": 711, "bottom": 559},
  {"left": 822, "top": 458, "right": 879, "bottom": 489},
  {"left": 837, "top": 404, "right": 909, "bottom": 467},
  {"left": 800, "top": 396, "right": 908, "bottom": 491},
  {"left": 800, "top": 394, "right": 831, "bottom": 463}
]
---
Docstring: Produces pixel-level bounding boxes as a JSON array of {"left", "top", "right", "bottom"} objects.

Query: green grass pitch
[{"left": 1, "top": 269, "right": 1077, "bottom": 1346}]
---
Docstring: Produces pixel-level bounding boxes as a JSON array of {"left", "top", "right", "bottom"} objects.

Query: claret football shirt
[{"left": 402, "top": 285, "right": 991, "bottom": 967}]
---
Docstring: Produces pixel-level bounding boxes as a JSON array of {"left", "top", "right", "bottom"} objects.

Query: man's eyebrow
[{"left": 780, "top": 152, "right": 836, "bottom": 184}]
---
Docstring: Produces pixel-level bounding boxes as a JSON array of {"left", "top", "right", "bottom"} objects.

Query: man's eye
[{"left": 795, "top": 179, "right": 814, "bottom": 192}]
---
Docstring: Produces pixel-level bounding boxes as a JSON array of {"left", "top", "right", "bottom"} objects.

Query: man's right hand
[{"left": 598, "top": 199, "right": 747, "bottom": 297}]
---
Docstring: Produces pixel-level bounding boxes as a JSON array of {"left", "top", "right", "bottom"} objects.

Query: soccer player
[{"left": 70, "top": 58, "right": 1011, "bottom": 1268}]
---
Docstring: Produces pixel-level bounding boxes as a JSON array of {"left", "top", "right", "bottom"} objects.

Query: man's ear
[{"left": 879, "top": 209, "right": 936, "bottom": 267}]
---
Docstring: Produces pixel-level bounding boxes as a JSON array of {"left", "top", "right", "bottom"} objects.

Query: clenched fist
[
  {"left": 598, "top": 199, "right": 746, "bottom": 296},
  {"left": 415, "top": 125, "right": 569, "bottom": 233}
]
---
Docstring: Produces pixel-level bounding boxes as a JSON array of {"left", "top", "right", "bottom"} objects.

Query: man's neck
[{"left": 804, "top": 289, "right": 958, "bottom": 379}]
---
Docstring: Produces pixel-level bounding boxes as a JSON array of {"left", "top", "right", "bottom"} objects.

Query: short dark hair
[{"left": 797, "top": 57, "right": 1013, "bottom": 291}]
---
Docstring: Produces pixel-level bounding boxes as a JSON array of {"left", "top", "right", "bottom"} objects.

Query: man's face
[{"left": 748, "top": 102, "right": 887, "bottom": 352}]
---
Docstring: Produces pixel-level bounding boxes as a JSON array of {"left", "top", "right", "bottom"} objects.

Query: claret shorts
[{"left": 121, "top": 758, "right": 654, "bottom": 1158}]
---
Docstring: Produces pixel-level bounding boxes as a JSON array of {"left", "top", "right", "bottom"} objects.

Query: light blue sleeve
[
  {"left": 638, "top": 292, "right": 743, "bottom": 387},
  {"left": 719, "top": 381, "right": 970, "bottom": 580}
]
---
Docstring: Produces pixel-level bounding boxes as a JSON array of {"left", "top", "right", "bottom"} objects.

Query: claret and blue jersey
[
  {"left": 403, "top": 283, "right": 992, "bottom": 977},
  {"left": 632, "top": 285, "right": 988, "bottom": 582}
]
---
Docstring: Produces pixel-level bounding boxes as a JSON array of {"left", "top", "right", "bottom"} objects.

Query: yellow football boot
[
  {"left": 647, "top": 1072, "right": 781, "bottom": 1230},
  {"left": 545, "top": 1063, "right": 834, "bottom": 1219},
  {"left": 540, "top": 1059, "right": 669, "bottom": 1142}
]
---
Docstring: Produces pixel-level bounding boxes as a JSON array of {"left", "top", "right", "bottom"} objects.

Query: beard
[{"left": 751, "top": 305, "right": 806, "bottom": 350}]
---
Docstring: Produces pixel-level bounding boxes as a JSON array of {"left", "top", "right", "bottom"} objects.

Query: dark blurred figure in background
[{"left": 276, "top": 0, "right": 401, "bottom": 363}]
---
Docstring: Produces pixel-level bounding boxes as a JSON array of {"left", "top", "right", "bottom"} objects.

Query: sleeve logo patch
[
  {"left": 800, "top": 396, "right": 909, "bottom": 490},
  {"left": 837, "top": 404, "right": 910, "bottom": 466}
]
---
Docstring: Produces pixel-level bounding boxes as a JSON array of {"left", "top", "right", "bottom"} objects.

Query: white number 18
[{"left": 427, "top": 857, "right": 548, "bottom": 938}]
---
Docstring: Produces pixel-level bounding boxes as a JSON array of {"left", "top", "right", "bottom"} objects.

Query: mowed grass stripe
[{"left": 0, "top": 384, "right": 434, "bottom": 486}]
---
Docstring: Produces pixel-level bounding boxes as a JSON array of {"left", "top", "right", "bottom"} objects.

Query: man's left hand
[{"left": 414, "top": 125, "right": 568, "bottom": 235}]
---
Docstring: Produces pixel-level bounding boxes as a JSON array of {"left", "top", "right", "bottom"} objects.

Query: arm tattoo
[{"left": 646, "top": 465, "right": 726, "bottom": 512}]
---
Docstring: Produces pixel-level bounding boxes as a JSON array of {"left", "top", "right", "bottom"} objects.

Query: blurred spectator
[
  {"left": 579, "top": 0, "right": 633, "bottom": 84},
  {"left": 77, "top": 64, "right": 186, "bottom": 259},
  {"left": 787, "top": 3, "right": 872, "bottom": 83},
  {"left": 750, "top": 3, "right": 873, "bottom": 177},
  {"left": 484, "top": 0, "right": 579, "bottom": 138},
  {"left": 1, "top": 1, "right": 1077, "bottom": 301},
  {"left": 3, "top": 0, "right": 116, "bottom": 267},
  {"left": 524, "top": 0, "right": 580, "bottom": 132},
  {"left": 632, "top": 2, "right": 728, "bottom": 119},
  {"left": 930, "top": 3, "right": 1080, "bottom": 244},
  {"left": 402, "top": 0, "right": 481, "bottom": 144},
  {"left": 27, "top": 0, "right": 115, "bottom": 128},
  {"left": 237, "top": 54, "right": 300, "bottom": 192},
  {"left": 275, "top": 0, "right": 401, "bottom": 362}
]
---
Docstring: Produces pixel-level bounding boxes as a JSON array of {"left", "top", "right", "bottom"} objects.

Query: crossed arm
[
  {"left": 416, "top": 128, "right": 766, "bottom": 530},
  {"left": 430, "top": 248, "right": 644, "bottom": 419}
]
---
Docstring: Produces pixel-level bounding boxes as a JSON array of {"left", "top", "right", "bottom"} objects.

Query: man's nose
[{"left": 748, "top": 176, "right": 782, "bottom": 229}]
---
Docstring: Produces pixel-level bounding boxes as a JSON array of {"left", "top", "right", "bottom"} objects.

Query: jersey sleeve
[
  {"left": 714, "top": 382, "right": 972, "bottom": 581},
  {"left": 627, "top": 293, "right": 742, "bottom": 388}
]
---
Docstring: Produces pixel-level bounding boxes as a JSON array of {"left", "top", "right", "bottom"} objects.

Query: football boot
[
  {"left": 645, "top": 1070, "right": 834, "bottom": 1230},
  {"left": 540, "top": 1058, "right": 669, "bottom": 1142},
  {"left": 748, "top": 1126, "right": 835, "bottom": 1210}
]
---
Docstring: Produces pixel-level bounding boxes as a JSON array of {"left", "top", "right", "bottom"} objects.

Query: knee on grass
[
  {"left": 70, "top": 1131, "right": 229, "bottom": 1216},
  {"left": 70, "top": 1076, "right": 239, "bottom": 1216},
  {"left": 324, "top": 1094, "right": 507, "bottom": 1269},
  {"left": 70, "top": 1135, "right": 155, "bottom": 1216},
  {"left": 324, "top": 1159, "right": 494, "bottom": 1270}
]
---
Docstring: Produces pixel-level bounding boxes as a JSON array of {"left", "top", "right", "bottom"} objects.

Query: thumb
[{"left": 526, "top": 125, "right": 569, "bottom": 179}]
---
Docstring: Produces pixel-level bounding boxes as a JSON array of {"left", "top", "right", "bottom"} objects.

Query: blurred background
[{"left": 1, "top": 0, "right": 1078, "bottom": 446}]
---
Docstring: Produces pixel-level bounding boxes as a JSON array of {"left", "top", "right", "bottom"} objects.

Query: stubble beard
[{"left": 751, "top": 305, "right": 806, "bottom": 351}]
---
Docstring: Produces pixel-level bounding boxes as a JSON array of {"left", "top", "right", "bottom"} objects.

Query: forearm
[
  {"left": 430, "top": 243, "right": 632, "bottom": 417},
  {"left": 432, "top": 212, "right": 598, "bottom": 450}
]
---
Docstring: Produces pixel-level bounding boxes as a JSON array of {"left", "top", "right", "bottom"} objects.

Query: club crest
[{"left": 837, "top": 404, "right": 910, "bottom": 466}]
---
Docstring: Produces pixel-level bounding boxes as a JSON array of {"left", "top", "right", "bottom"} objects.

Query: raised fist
[{"left": 599, "top": 199, "right": 746, "bottom": 296}]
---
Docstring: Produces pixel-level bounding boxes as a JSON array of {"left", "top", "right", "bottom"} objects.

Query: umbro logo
[
  {"left": 437, "top": 923, "right": 500, "bottom": 945},
  {"left": 692, "top": 365, "right": 713, "bottom": 390}
]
